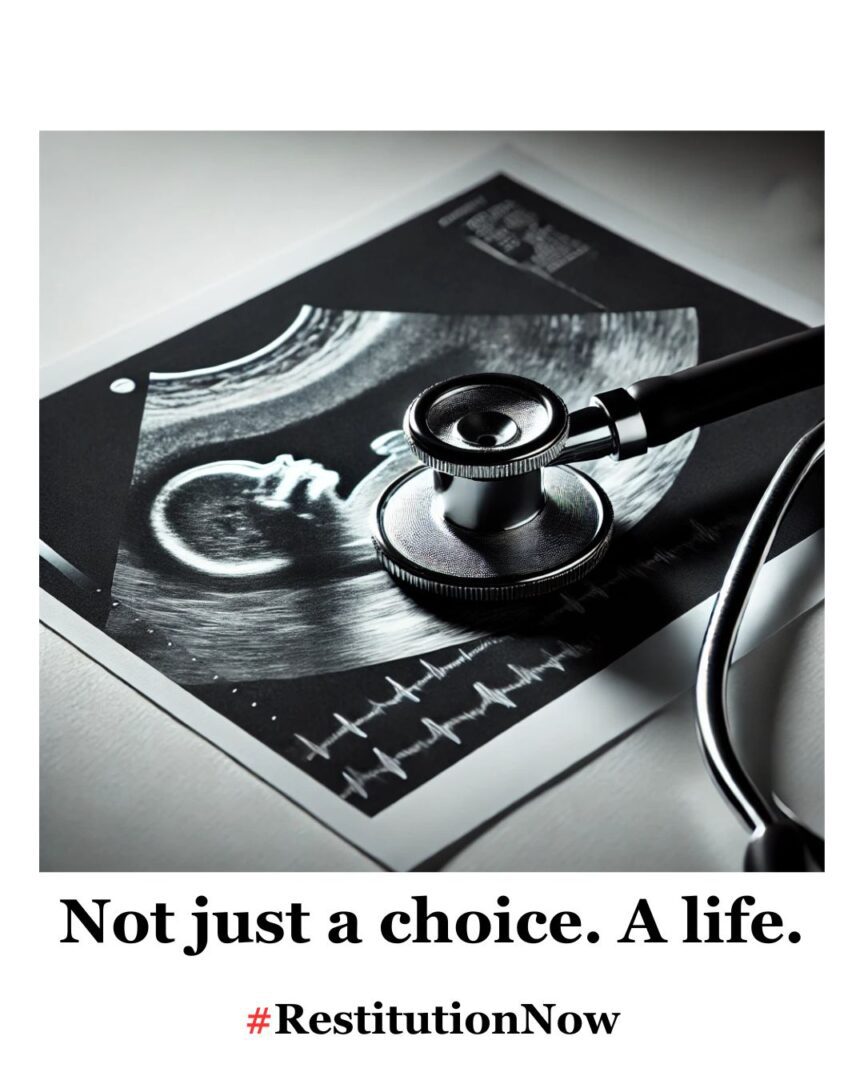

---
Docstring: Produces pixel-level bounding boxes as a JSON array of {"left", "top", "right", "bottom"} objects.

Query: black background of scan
[{"left": 40, "top": 173, "right": 823, "bottom": 816}]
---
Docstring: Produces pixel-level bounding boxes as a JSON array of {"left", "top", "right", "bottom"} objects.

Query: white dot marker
[{"left": 110, "top": 377, "right": 136, "bottom": 394}]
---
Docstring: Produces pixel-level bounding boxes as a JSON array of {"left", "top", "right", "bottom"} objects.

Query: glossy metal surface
[
  {"left": 591, "top": 387, "right": 649, "bottom": 459},
  {"left": 405, "top": 372, "right": 570, "bottom": 478},
  {"left": 435, "top": 470, "right": 546, "bottom": 532},
  {"left": 554, "top": 404, "right": 617, "bottom": 465},
  {"left": 373, "top": 463, "right": 613, "bottom": 600}
]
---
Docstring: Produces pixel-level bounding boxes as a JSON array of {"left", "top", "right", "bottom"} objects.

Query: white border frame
[{"left": 40, "top": 146, "right": 824, "bottom": 869}]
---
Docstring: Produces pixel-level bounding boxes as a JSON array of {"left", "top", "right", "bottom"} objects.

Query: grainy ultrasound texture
[
  {"left": 107, "top": 306, "right": 699, "bottom": 684},
  {"left": 40, "top": 167, "right": 823, "bottom": 834}
]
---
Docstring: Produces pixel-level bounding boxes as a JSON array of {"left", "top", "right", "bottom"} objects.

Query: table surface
[{"left": 39, "top": 132, "right": 824, "bottom": 871}]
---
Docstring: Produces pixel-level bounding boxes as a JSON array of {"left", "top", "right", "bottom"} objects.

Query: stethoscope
[{"left": 372, "top": 326, "right": 825, "bottom": 870}]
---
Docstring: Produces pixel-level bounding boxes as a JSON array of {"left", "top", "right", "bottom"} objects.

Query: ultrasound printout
[{"left": 40, "top": 166, "right": 824, "bottom": 863}]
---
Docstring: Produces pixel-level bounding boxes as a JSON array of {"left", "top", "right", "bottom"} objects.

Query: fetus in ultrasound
[
  {"left": 149, "top": 431, "right": 409, "bottom": 582},
  {"left": 109, "top": 306, "right": 701, "bottom": 685},
  {"left": 150, "top": 454, "right": 350, "bottom": 579}
]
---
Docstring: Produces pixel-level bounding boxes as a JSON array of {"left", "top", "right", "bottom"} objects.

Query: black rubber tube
[
  {"left": 628, "top": 325, "right": 824, "bottom": 446},
  {"left": 694, "top": 420, "right": 825, "bottom": 871}
]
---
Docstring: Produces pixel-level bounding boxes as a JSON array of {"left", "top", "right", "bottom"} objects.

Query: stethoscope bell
[{"left": 372, "top": 372, "right": 613, "bottom": 600}]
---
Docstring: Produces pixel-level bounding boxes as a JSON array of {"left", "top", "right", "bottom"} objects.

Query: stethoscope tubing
[
  {"left": 375, "top": 327, "right": 825, "bottom": 866},
  {"left": 695, "top": 420, "right": 824, "bottom": 838}
]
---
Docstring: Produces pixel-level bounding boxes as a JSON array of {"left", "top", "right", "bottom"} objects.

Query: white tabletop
[{"left": 40, "top": 132, "right": 824, "bottom": 870}]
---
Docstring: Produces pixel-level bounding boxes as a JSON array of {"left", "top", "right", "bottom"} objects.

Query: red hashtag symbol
[{"left": 246, "top": 1007, "right": 270, "bottom": 1034}]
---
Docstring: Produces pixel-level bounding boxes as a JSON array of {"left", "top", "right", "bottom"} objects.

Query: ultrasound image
[
  {"left": 41, "top": 171, "right": 822, "bottom": 832},
  {"left": 99, "top": 305, "right": 702, "bottom": 812},
  {"left": 108, "top": 307, "right": 698, "bottom": 674}
]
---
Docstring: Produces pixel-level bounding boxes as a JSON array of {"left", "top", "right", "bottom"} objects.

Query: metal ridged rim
[
  {"left": 372, "top": 527, "right": 611, "bottom": 600},
  {"left": 405, "top": 427, "right": 568, "bottom": 479},
  {"left": 404, "top": 372, "right": 570, "bottom": 479},
  {"left": 371, "top": 465, "right": 614, "bottom": 601}
]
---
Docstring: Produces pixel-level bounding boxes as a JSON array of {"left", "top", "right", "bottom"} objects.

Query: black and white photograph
[
  {"left": 40, "top": 137, "right": 824, "bottom": 869},
  {"left": 17, "top": 8, "right": 855, "bottom": 1077}
]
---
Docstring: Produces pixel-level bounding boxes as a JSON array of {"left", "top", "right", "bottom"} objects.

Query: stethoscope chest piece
[
  {"left": 372, "top": 372, "right": 613, "bottom": 600},
  {"left": 370, "top": 326, "right": 827, "bottom": 867}
]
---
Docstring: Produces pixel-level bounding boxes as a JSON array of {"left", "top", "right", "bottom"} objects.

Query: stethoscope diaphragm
[{"left": 372, "top": 372, "right": 614, "bottom": 600}]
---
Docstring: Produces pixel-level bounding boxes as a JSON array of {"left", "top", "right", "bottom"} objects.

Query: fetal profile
[{"left": 150, "top": 455, "right": 354, "bottom": 579}]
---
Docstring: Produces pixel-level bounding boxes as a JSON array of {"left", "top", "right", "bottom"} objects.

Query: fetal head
[{"left": 149, "top": 455, "right": 344, "bottom": 578}]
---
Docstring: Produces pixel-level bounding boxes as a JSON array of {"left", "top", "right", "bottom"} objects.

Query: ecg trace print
[
  {"left": 294, "top": 637, "right": 502, "bottom": 762},
  {"left": 100, "top": 509, "right": 723, "bottom": 818},
  {"left": 298, "top": 518, "right": 724, "bottom": 808},
  {"left": 337, "top": 639, "right": 590, "bottom": 802}
]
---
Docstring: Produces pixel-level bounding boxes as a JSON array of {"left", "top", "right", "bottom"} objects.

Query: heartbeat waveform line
[
  {"left": 373, "top": 747, "right": 408, "bottom": 779},
  {"left": 311, "top": 520, "right": 722, "bottom": 767},
  {"left": 421, "top": 717, "right": 461, "bottom": 744},
  {"left": 299, "top": 636, "right": 504, "bottom": 761},
  {"left": 295, "top": 733, "right": 329, "bottom": 759},
  {"left": 339, "top": 640, "right": 592, "bottom": 800},
  {"left": 342, "top": 768, "right": 368, "bottom": 800},
  {"left": 334, "top": 713, "right": 367, "bottom": 737},
  {"left": 385, "top": 676, "right": 420, "bottom": 702},
  {"left": 325, "top": 520, "right": 724, "bottom": 802}
]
